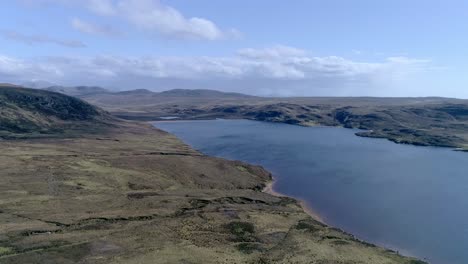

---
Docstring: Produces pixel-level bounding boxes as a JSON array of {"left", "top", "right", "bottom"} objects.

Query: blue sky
[{"left": 1, "top": 0, "right": 467, "bottom": 97}]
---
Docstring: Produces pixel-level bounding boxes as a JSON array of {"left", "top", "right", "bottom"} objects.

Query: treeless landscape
[
  {"left": 58, "top": 86, "right": 468, "bottom": 150},
  {"left": 0, "top": 86, "right": 425, "bottom": 263}
]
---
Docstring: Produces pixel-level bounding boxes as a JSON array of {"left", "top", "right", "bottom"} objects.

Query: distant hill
[
  {"left": 0, "top": 83, "right": 23, "bottom": 88},
  {"left": 21, "top": 80, "right": 57, "bottom": 89},
  {"left": 75, "top": 88, "right": 257, "bottom": 113},
  {"left": 21, "top": 84, "right": 468, "bottom": 149},
  {"left": 71, "top": 86, "right": 468, "bottom": 149},
  {"left": 158, "top": 89, "right": 254, "bottom": 98},
  {"left": 44, "top": 85, "right": 110, "bottom": 96},
  {"left": 115, "top": 89, "right": 154, "bottom": 95},
  {"left": 0, "top": 85, "right": 113, "bottom": 138},
  {"left": 41, "top": 86, "right": 254, "bottom": 99}
]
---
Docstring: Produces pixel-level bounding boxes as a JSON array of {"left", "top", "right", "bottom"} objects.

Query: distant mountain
[
  {"left": 0, "top": 85, "right": 113, "bottom": 138},
  {"left": 115, "top": 89, "right": 154, "bottom": 95},
  {"left": 158, "top": 89, "right": 254, "bottom": 98},
  {"left": 36, "top": 86, "right": 253, "bottom": 99},
  {"left": 21, "top": 80, "right": 57, "bottom": 89},
  {"left": 0, "top": 83, "right": 23, "bottom": 88},
  {"left": 44, "top": 86, "right": 110, "bottom": 96},
  {"left": 76, "top": 88, "right": 257, "bottom": 112}
]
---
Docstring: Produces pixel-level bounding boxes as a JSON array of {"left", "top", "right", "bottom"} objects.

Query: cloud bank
[
  {"left": 0, "top": 30, "right": 86, "bottom": 48},
  {"left": 0, "top": 45, "right": 433, "bottom": 96},
  {"left": 71, "top": 18, "right": 121, "bottom": 37}
]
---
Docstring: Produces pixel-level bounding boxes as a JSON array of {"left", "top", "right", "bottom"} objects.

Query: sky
[{"left": 1, "top": 0, "right": 468, "bottom": 97}]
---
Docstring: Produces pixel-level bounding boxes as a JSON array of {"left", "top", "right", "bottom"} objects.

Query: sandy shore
[{"left": 263, "top": 180, "right": 326, "bottom": 224}]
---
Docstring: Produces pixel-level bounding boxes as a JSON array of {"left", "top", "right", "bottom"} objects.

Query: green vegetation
[
  {"left": 0, "top": 247, "right": 13, "bottom": 256},
  {"left": 295, "top": 220, "right": 320, "bottom": 232},
  {"left": 236, "top": 242, "right": 262, "bottom": 254},
  {"left": 236, "top": 165, "right": 248, "bottom": 172},
  {"left": 225, "top": 221, "right": 256, "bottom": 242}
]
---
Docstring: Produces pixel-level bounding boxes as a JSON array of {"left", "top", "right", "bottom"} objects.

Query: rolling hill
[
  {"left": 157, "top": 88, "right": 255, "bottom": 98},
  {"left": 66, "top": 87, "right": 468, "bottom": 149},
  {"left": 44, "top": 85, "right": 111, "bottom": 96},
  {"left": 0, "top": 85, "right": 114, "bottom": 138}
]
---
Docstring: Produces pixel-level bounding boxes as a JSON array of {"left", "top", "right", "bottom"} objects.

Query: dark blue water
[{"left": 153, "top": 119, "right": 468, "bottom": 264}]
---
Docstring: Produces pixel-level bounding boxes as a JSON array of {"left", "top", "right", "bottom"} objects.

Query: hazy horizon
[
  {"left": 4, "top": 82, "right": 464, "bottom": 100},
  {"left": 2, "top": 1, "right": 468, "bottom": 98}
]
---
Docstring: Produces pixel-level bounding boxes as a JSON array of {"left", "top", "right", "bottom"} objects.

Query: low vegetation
[{"left": 0, "top": 86, "right": 426, "bottom": 263}]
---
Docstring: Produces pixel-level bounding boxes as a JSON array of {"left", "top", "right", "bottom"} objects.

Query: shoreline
[
  {"left": 262, "top": 180, "right": 425, "bottom": 262},
  {"left": 154, "top": 118, "right": 332, "bottom": 224},
  {"left": 263, "top": 180, "right": 326, "bottom": 224},
  {"left": 152, "top": 120, "right": 428, "bottom": 264}
]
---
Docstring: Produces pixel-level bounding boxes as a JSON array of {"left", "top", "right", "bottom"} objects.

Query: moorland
[{"left": 0, "top": 85, "right": 425, "bottom": 263}]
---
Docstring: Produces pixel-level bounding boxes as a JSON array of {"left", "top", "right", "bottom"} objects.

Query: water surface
[{"left": 154, "top": 119, "right": 468, "bottom": 264}]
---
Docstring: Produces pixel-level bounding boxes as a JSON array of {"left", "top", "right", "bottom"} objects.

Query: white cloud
[
  {"left": 86, "top": 0, "right": 116, "bottom": 16},
  {"left": 27, "top": 0, "right": 240, "bottom": 40},
  {"left": 0, "top": 30, "right": 86, "bottom": 48},
  {"left": 386, "top": 56, "right": 430, "bottom": 65},
  {"left": 238, "top": 45, "right": 308, "bottom": 60},
  {"left": 0, "top": 55, "right": 26, "bottom": 76},
  {"left": 112, "top": 0, "right": 237, "bottom": 40},
  {"left": 18, "top": 0, "right": 76, "bottom": 7},
  {"left": 81, "top": 0, "right": 241, "bottom": 40},
  {"left": 71, "top": 18, "right": 121, "bottom": 37},
  {"left": 0, "top": 45, "right": 435, "bottom": 96},
  {"left": 0, "top": 55, "right": 62, "bottom": 80}
]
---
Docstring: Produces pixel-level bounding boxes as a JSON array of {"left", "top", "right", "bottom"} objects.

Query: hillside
[
  {"left": 0, "top": 86, "right": 114, "bottom": 138},
  {"left": 44, "top": 86, "right": 110, "bottom": 96}
]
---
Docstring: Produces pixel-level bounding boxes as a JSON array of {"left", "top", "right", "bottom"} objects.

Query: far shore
[{"left": 151, "top": 116, "right": 466, "bottom": 152}]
